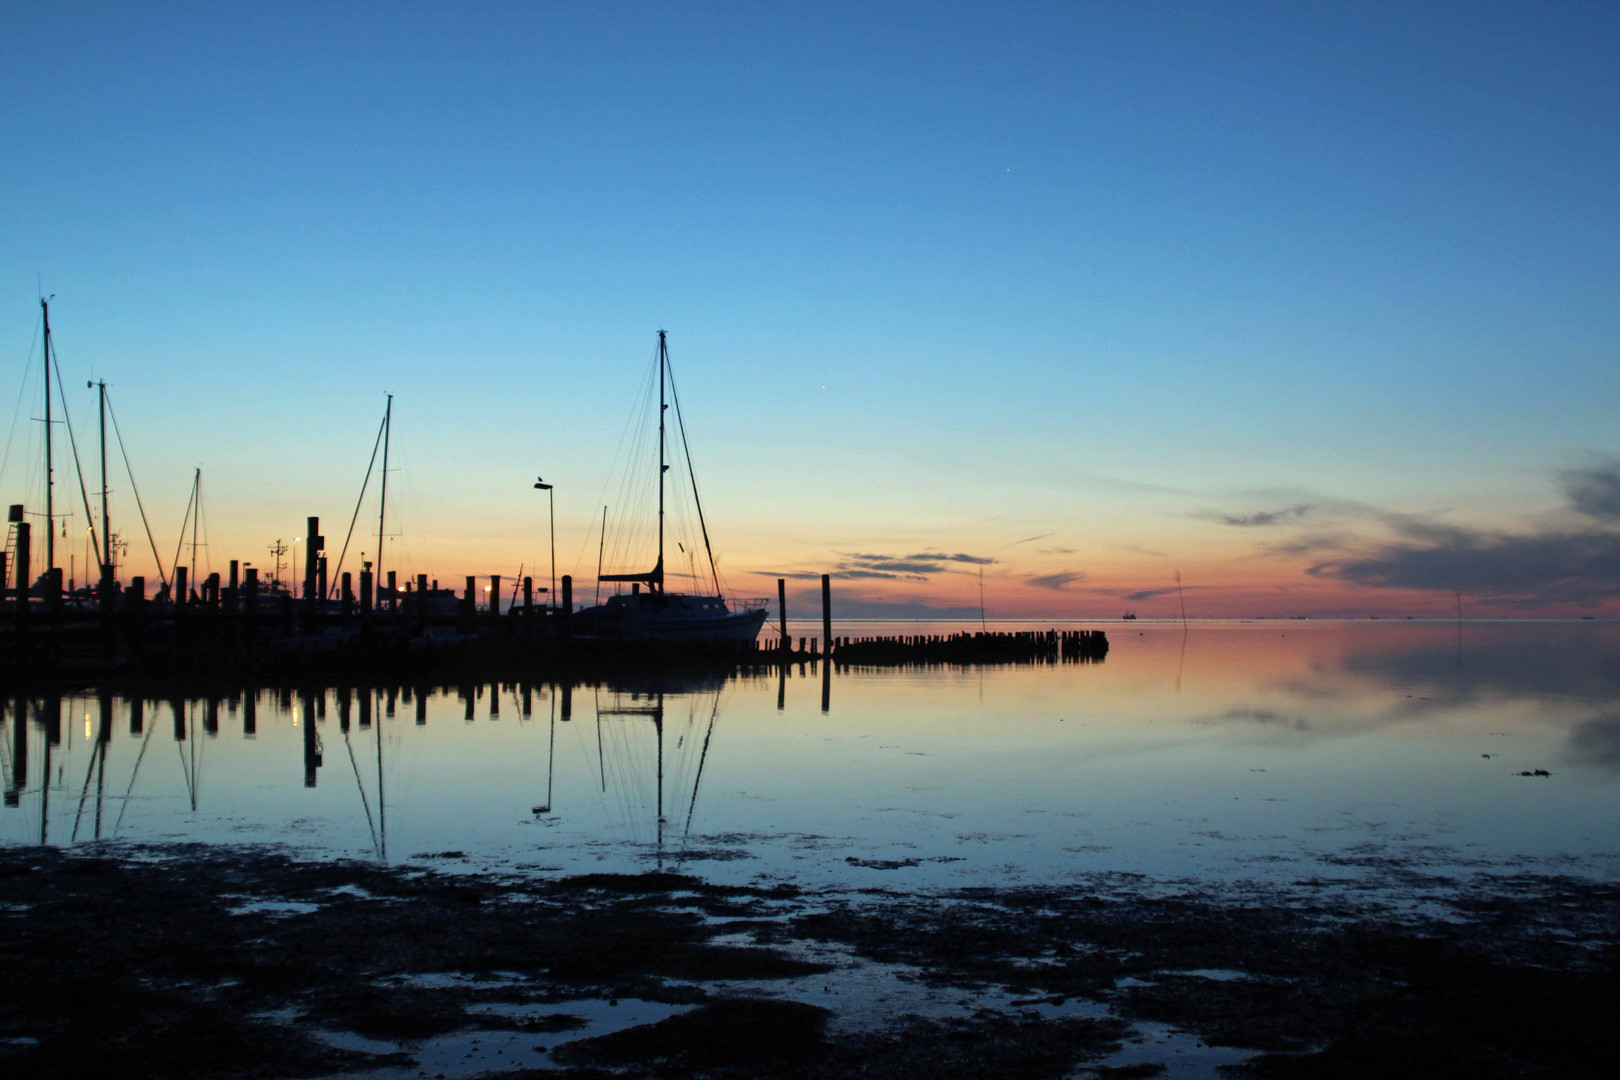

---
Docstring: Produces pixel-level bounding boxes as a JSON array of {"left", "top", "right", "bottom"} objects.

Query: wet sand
[{"left": 2, "top": 843, "right": 1616, "bottom": 1078}]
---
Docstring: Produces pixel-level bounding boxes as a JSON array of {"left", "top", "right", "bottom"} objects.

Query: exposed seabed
[{"left": 2, "top": 843, "right": 1616, "bottom": 1079}]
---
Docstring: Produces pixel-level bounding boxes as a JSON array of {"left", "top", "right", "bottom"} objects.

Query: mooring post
[
  {"left": 415, "top": 573, "right": 428, "bottom": 633},
  {"left": 303, "top": 516, "right": 320, "bottom": 617},
  {"left": 561, "top": 575, "right": 573, "bottom": 637},
  {"left": 523, "top": 576, "right": 533, "bottom": 611},
  {"left": 821, "top": 573, "right": 832, "bottom": 658},
  {"left": 341, "top": 572, "right": 353, "bottom": 626},
  {"left": 463, "top": 576, "right": 475, "bottom": 629},
  {"left": 387, "top": 570, "right": 398, "bottom": 615},
  {"left": 316, "top": 557, "right": 327, "bottom": 612},
  {"left": 242, "top": 568, "right": 258, "bottom": 641},
  {"left": 490, "top": 574, "right": 501, "bottom": 615},
  {"left": 129, "top": 577, "right": 144, "bottom": 646},
  {"left": 359, "top": 569, "right": 372, "bottom": 635},
  {"left": 11, "top": 522, "right": 27, "bottom": 632},
  {"left": 226, "top": 559, "right": 239, "bottom": 617},
  {"left": 207, "top": 573, "right": 221, "bottom": 619},
  {"left": 778, "top": 578, "right": 788, "bottom": 651}
]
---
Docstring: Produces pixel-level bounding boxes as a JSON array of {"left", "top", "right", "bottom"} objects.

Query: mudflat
[{"left": 2, "top": 844, "right": 1616, "bottom": 1079}]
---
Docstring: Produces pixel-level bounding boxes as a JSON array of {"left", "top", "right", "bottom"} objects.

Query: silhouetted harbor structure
[{"left": 2, "top": 511, "right": 1107, "bottom": 682}]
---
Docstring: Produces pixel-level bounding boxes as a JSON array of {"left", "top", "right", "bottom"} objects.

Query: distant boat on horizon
[{"left": 1122, "top": 611, "right": 1137, "bottom": 620}]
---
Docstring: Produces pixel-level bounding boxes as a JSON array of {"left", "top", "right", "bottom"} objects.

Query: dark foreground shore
[{"left": 2, "top": 845, "right": 1617, "bottom": 1079}]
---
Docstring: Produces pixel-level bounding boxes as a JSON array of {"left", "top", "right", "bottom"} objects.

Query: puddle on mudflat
[{"left": 312, "top": 998, "right": 690, "bottom": 1078}]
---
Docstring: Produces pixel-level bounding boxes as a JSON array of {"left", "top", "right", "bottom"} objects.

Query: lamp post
[{"left": 534, "top": 477, "right": 554, "bottom": 612}]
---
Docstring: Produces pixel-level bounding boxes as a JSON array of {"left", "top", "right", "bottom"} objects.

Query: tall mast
[
  {"left": 41, "top": 298, "right": 54, "bottom": 575},
  {"left": 189, "top": 468, "right": 200, "bottom": 581},
  {"left": 657, "top": 330, "right": 667, "bottom": 593},
  {"left": 376, "top": 394, "right": 392, "bottom": 592},
  {"left": 98, "top": 380, "right": 111, "bottom": 583}
]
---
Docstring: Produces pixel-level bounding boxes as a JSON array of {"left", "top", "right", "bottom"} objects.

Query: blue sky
[{"left": 4, "top": 2, "right": 1619, "bottom": 614}]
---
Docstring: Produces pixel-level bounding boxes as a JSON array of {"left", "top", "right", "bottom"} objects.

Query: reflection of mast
[
  {"left": 684, "top": 693, "right": 721, "bottom": 835},
  {"left": 375, "top": 688, "right": 386, "bottom": 861},
  {"left": 597, "top": 694, "right": 667, "bottom": 849},
  {"left": 341, "top": 690, "right": 380, "bottom": 859}
]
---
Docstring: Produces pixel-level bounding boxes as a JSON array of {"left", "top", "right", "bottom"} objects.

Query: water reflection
[{"left": 3, "top": 623, "right": 1618, "bottom": 890}]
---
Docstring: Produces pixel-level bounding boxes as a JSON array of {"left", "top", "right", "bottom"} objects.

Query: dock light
[{"left": 534, "top": 476, "right": 556, "bottom": 610}]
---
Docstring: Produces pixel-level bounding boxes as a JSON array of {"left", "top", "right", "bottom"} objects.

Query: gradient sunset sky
[{"left": 5, "top": 2, "right": 1618, "bottom": 618}]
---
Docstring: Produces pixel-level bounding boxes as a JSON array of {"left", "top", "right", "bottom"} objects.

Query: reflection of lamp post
[{"left": 534, "top": 477, "right": 555, "bottom": 611}]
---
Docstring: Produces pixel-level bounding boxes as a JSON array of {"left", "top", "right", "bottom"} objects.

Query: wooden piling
[
  {"left": 387, "top": 570, "right": 398, "bottom": 614},
  {"left": 561, "top": 575, "right": 573, "bottom": 637},
  {"left": 490, "top": 574, "right": 501, "bottom": 614},
  {"left": 523, "top": 576, "right": 533, "bottom": 611},
  {"left": 821, "top": 573, "right": 832, "bottom": 658},
  {"left": 415, "top": 574, "right": 428, "bottom": 632},
  {"left": 11, "top": 522, "right": 26, "bottom": 629},
  {"left": 341, "top": 572, "right": 353, "bottom": 625},
  {"left": 243, "top": 568, "right": 258, "bottom": 640},
  {"left": 778, "top": 578, "right": 787, "bottom": 646},
  {"left": 303, "top": 517, "right": 320, "bottom": 606}
]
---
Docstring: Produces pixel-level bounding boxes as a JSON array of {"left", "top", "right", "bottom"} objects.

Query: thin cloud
[
  {"left": 1201, "top": 504, "right": 1312, "bottom": 527},
  {"left": 1028, "top": 570, "right": 1086, "bottom": 590},
  {"left": 1006, "top": 532, "right": 1055, "bottom": 547}
]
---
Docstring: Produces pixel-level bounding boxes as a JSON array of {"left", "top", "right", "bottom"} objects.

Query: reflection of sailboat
[
  {"left": 576, "top": 332, "right": 767, "bottom": 642},
  {"left": 594, "top": 686, "right": 723, "bottom": 852}
]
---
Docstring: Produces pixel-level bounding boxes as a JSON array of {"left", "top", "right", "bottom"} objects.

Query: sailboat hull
[{"left": 575, "top": 594, "right": 767, "bottom": 643}]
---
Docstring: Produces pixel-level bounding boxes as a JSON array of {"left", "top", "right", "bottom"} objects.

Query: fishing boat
[{"left": 575, "top": 331, "right": 767, "bottom": 643}]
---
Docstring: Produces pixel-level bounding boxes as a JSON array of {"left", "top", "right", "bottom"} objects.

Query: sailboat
[{"left": 575, "top": 331, "right": 767, "bottom": 642}]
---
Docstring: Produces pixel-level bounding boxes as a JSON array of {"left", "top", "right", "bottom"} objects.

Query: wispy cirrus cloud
[
  {"left": 1198, "top": 504, "right": 1312, "bottom": 527},
  {"left": 1027, "top": 570, "right": 1086, "bottom": 590},
  {"left": 755, "top": 550, "right": 995, "bottom": 584}
]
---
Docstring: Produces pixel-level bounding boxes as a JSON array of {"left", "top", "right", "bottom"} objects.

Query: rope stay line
[
  {"left": 328, "top": 406, "right": 389, "bottom": 598},
  {"left": 48, "top": 344, "right": 105, "bottom": 576},
  {"left": 105, "top": 392, "right": 169, "bottom": 588}
]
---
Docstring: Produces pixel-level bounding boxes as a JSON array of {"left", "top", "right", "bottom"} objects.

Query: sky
[{"left": 3, "top": 1, "right": 1619, "bottom": 617}]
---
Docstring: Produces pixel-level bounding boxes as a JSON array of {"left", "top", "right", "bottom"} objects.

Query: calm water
[{"left": 6, "top": 621, "right": 1619, "bottom": 894}]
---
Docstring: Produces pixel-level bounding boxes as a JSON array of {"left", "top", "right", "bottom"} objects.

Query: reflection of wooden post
[{"left": 778, "top": 578, "right": 787, "bottom": 650}]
